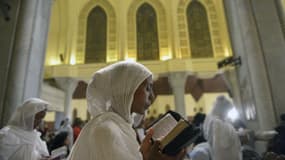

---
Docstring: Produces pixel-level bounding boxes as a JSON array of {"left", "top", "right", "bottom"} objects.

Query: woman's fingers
[{"left": 140, "top": 128, "right": 154, "bottom": 160}]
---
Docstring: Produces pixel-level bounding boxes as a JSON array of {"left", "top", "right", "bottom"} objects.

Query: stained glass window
[
  {"left": 187, "top": 1, "right": 213, "bottom": 58},
  {"left": 85, "top": 6, "right": 107, "bottom": 63},
  {"left": 136, "top": 3, "right": 159, "bottom": 60}
]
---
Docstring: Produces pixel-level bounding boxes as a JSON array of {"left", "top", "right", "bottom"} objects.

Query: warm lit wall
[
  {"left": 71, "top": 99, "right": 88, "bottom": 120},
  {"left": 44, "top": 112, "right": 55, "bottom": 122},
  {"left": 44, "top": 99, "right": 88, "bottom": 122},
  {"left": 45, "top": 0, "right": 232, "bottom": 66},
  {"left": 44, "top": 0, "right": 234, "bottom": 121},
  {"left": 44, "top": 92, "right": 231, "bottom": 122}
]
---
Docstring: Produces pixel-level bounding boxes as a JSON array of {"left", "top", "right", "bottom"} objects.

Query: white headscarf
[
  {"left": 203, "top": 96, "right": 242, "bottom": 160},
  {"left": 86, "top": 61, "right": 152, "bottom": 123},
  {"left": 0, "top": 98, "right": 50, "bottom": 160},
  {"left": 8, "top": 98, "right": 49, "bottom": 131}
]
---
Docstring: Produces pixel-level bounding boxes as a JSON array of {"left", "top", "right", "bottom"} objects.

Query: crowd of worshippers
[{"left": 0, "top": 61, "right": 285, "bottom": 160}]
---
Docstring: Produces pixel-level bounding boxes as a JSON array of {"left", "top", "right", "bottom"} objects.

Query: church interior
[{"left": 1, "top": 0, "right": 285, "bottom": 154}]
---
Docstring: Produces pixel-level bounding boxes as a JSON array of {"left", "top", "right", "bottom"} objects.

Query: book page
[
  {"left": 50, "top": 146, "right": 67, "bottom": 159},
  {"left": 150, "top": 113, "right": 178, "bottom": 140},
  {"left": 160, "top": 120, "right": 188, "bottom": 148}
]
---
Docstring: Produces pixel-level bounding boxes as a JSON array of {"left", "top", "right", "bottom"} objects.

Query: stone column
[
  {"left": 250, "top": 0, "right": 285, "bottom": 119},
  {"left": 0, "top": 0, "right": 53, "bottom": 127},
  {"left": 275, "top": 0, "right": 285, "bottom": 37},
  {"left": 221, "top": 68, "right": 245, "bottom": 121},
  {"left": 168, "top": 72, "right": 187, "bottom": 118},
  {"left": 223, "top": 0, "right": 278, "bottom": 153},
  {"left": 224, "top": 0, "right": 277, "bottom": 130},
  {"left": 54, "top": 77, "right": 78, "bottom": 129}
]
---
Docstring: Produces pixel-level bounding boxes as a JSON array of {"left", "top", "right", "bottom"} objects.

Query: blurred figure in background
[
  {"left": 49, "top": 131, "right": 70, "bottom": 159},
  {"left": 58, "top": 118, "right": 73, "bottom": 150},
  {"left": 72, "top": 117, "right": 83, "bottom": 142},
  {"left": 268, "top": 113, "right": 285, "bottom": 155},
  {"left": 0, "top": 98, "right": 50, "bottom": 160},
  {"left": 203, "top": 95, "right": 242, "bottom": 160},
  {"left": 192, "top": 112, "right": 206, "bottom": 146}
]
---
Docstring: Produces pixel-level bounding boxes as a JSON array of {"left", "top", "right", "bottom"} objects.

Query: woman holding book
[
  {"left": 68, "top": 61, "right": 185, "bottom": 160},
  {"left": 0, "top": 98, "right": 50, "bottom": 160}
]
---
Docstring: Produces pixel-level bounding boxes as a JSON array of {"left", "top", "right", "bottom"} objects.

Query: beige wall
[
  {"left": 45, "top": 0, "right": 232, "bottom": 66},
  {"left": 72, "top": 99, "right": 88, "bottom": 120},
  {"left": 62, "top": 93, "right": 230, "bottom": 121},
  {"left": 44, "top": 112, "right": 55, "bottom": 122}
]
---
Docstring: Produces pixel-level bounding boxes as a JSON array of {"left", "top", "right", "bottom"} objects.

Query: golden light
[
  {"left": 49, "top": 58, "right": 60, "bottom": 65},
  {"left": 125, "top": 58, "right": 136, "bottom": 62},
  {"left": 70, "top": 54, "right": 76, "bottom": 65},
  {"left": 161, "top": 55, "right": 171, "bottom": 61},
  {"left": 124, "top": 54, "right": 136, "bottom": 61},
  {"left": 224, "top": 47, "right": 230, "bottom": 57}
]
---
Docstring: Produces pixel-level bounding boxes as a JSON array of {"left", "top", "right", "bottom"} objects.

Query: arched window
[
  {"left": 136, "top": 3, "right": 159, "bottom": 60},
  {"left": 187, "top": 1, "right": 213, "bottom": 58},
  {"left": 85, "top": 6, "right": 107, "bottom": 63}
]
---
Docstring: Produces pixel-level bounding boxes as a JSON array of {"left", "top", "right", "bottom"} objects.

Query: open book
[
  {"left": 148, "top": 111, "right": 201, "bottom": 156},
  {"left": 50, "top": 146, "right": 68, "bottom": 159}
]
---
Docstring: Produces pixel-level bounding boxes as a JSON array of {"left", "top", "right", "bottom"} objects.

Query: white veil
[
  {"left": 86, "top": 61, "right": 152, "bottom": 123},
  {"left": 203, "top": 96, "right": 242, "bottom": 160},
  {"left": 8, "top": 98, "right": 49, "bottom": 131},
  {"left": 0, "top": 98, "right": 50, "bottom": 159}
]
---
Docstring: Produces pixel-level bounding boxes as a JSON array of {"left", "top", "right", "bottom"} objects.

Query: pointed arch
[
  {"left": 85, "top": 6, "right": 107, "bottom": 63},
  {"left": 77, "top": 0, "right": 117, "bottom": 63},
  {"left": 187, "top": 1, "right": 213, "bottom": 58},
  {"left": 177, "top": 0, "right": 223, "bottom": 58},
  {"left": 136, "top": 3, "right": 159, "bottom": 60},
  {"left": 128, "top": 0, "right": 168, "bottom": 61}
]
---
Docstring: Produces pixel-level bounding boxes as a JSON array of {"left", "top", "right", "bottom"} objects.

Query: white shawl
[
  {"left": 68, "top": 61, "right": 152, "bottom": 160},
  {"left": 203, "top": 96, "right": 242, "bottom": 160},
  {"left": 68, "top": 112, "right": 142, "bottom": 160},
  {"left": 0, "top": 98, "right": 50, "bottom": 160}
]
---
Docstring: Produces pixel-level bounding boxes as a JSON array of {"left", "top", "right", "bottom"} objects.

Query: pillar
[
  {"left": 221, "top": 68, "right": 245, "bottom": 121},
  {"left": 54, "top": 77, "right": 78, "bottom": 129},
  {"left": 0, "top": 0, "right": 53, "bottom": 127},
  {"left": 168, "top": 72, "right": 187, "bottom": 118},
  {"left": 223, "top": 0, "right": 280, "bottom": 153}
]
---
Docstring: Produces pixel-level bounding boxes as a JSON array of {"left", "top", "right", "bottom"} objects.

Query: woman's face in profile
[
  {"left": 34, "top": 110, "right": 47, "bottom": 129},
  {"left": 131, "top": 76, "right": 154, "bottom": 114}
]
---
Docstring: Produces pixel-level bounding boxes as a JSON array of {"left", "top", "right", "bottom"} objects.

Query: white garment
[
  {"left": 203, "top": 96, "right": 242, "bottom": 160},
  {"left": 68, "top": 112, "right": 143, "bottom": 160},
  {"left": 0, "top": 98, "right": 50, "bottom": 160},
  {"left": 190, "top": 142, "right": 211, "bottom": 160},
  {"left": 0, "top": 126, "right": 49, "bottom": 160},
  {"left": 69, "top": 61, "right": 152, "bottom": 160}
]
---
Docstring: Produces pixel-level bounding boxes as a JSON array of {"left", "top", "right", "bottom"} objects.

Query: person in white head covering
[
  {"left": 0, "top": 98, "right": 50, "bottom": 160},
  {"left": 68, "top": 61, "right": 185, "bottom": 160},
  {"left": 203, "top": 95, "right": 242, "bottom": 160},
  {"left": 57, "top": 118, "right": 73, "bottom": 150}
]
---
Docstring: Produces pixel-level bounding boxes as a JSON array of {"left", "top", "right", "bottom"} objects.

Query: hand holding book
[
  {"left": 140, "top": 128, "right": 186, "bottom": 160},
  {"left": 146, "top": 111, "right": 201, "bottom": 156}
]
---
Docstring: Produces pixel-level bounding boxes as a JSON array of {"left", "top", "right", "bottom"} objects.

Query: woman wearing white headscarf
[
  {"left": 203, "top": 96, "right": 242, "bottom": 160},
  {"left": 68, "top": 61, "right": 185, "bottom": 160},
  {"left": 0, "top": 98, "right": 50, "bottom": 160}
]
